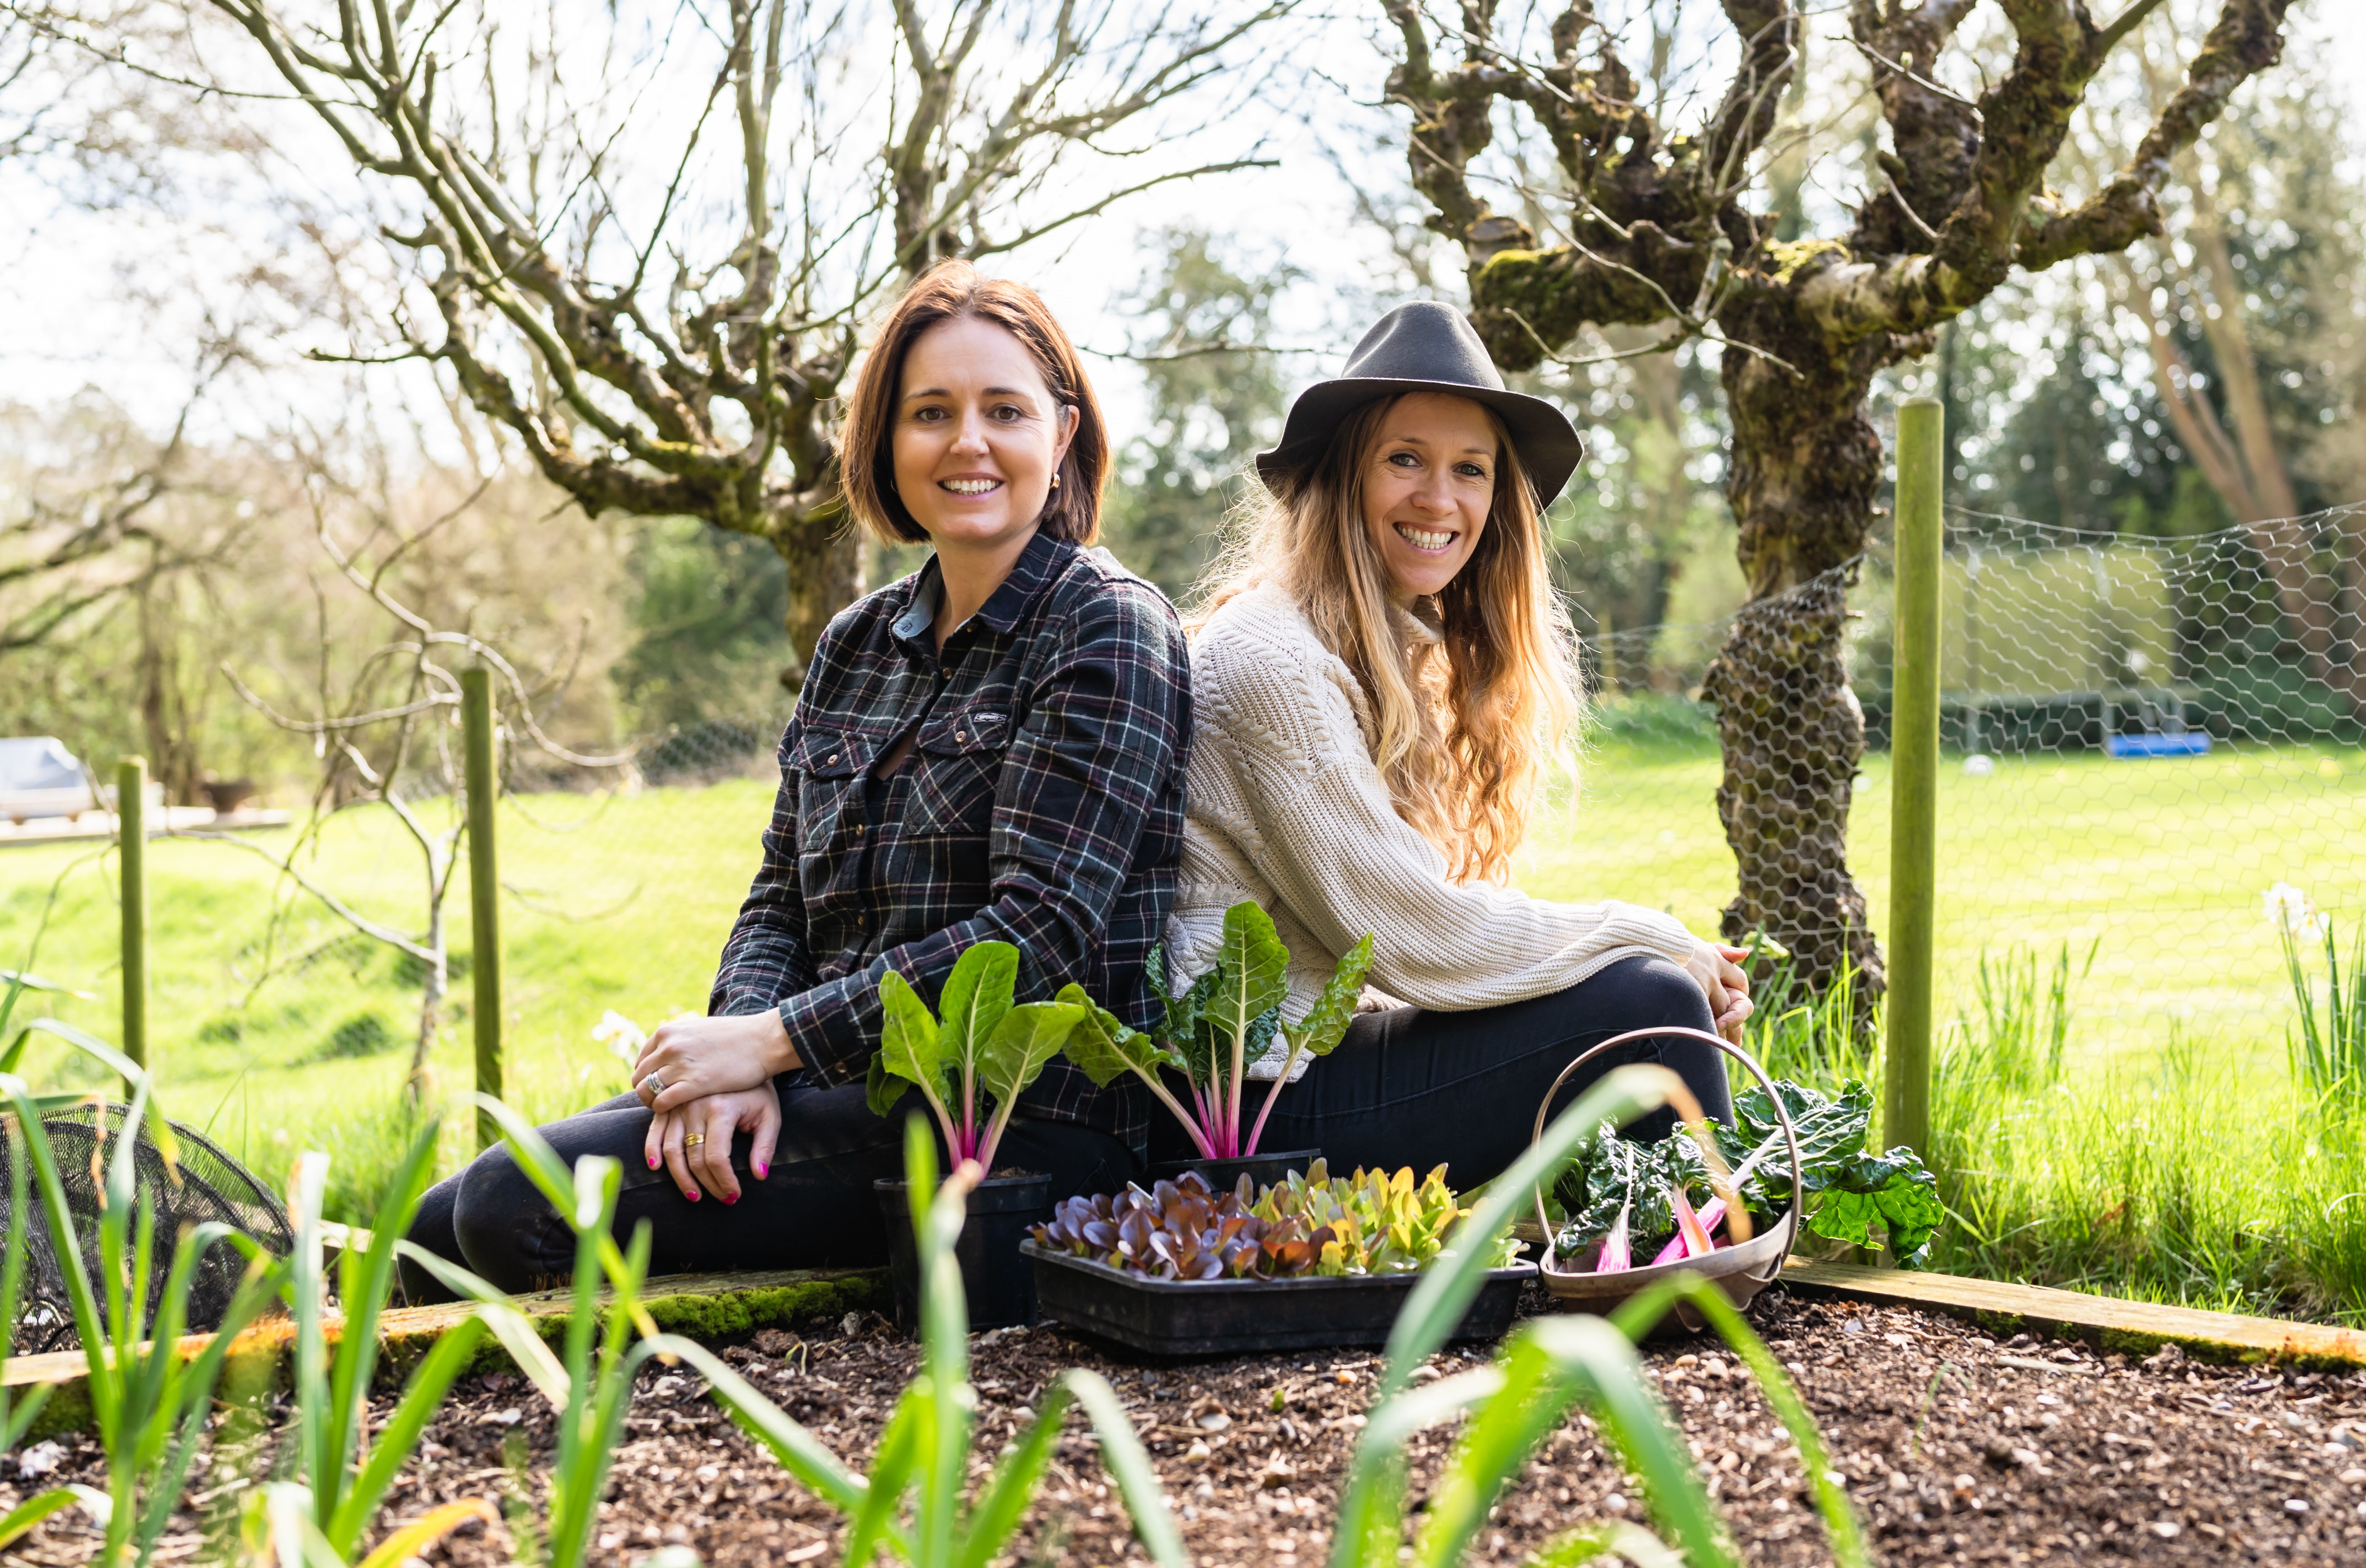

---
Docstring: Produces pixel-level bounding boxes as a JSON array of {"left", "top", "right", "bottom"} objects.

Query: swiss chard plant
[
  {"left": 1552, "top": 1077, "right": 1942, "bottom": 1272},
  {"left": 1058, "top": 900, "right": 1374, "bottom": 1159},
  {"left": 865, "top": 941, "right": 1087, "bottom": 1176}
]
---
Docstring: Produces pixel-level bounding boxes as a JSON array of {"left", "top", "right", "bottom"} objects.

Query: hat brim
[{"left": 1254, "top": 377, "right": 1585, "bottom": 510}]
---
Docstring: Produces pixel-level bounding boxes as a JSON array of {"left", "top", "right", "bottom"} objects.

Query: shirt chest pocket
[
  {"left": 789, "top": 729, "right": 873, "bottom": 853},
  {"left": 908, "top": 706, "right": 1013, "bottom": 836}
]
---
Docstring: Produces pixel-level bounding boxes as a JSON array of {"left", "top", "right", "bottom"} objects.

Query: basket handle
[{"left": 1527, "top": 1025, "right": 1805, "bottom": 1283}]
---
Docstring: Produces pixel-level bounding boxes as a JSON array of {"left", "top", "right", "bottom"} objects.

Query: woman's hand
[
  {"left": 645, "top": 1083, "right": 782, "bottom": 1204},
  {"left": 1683, "top": 938, "right": 1755, "bottom": 1044},
  {"left": 633, "top": 1011, "right": 797, "bottom": 1114}
]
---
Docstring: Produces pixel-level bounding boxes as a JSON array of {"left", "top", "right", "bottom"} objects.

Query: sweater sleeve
[{"left": 1197, "top": 602, "right": 1698, "bottom": 1011}]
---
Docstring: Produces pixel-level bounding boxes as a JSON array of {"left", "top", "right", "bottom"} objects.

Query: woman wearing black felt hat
[{"left": 1153, "top": 300, "right": 1752, "bottom": 1178}]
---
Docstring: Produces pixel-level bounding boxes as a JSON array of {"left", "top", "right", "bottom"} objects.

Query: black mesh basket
[{"left": 5, "top": 1103, "right": 293, "bottom": 1356}]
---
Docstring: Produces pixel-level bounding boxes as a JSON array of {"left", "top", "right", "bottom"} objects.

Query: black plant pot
[
  {"left": 873, "top": 1171, "right": 1054, "bottom": 1332},
  {"left": 1145, "top": 1148, "right": 1322, "bottom": 1196}
]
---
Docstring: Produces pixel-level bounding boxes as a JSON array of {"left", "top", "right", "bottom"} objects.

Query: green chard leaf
[
  {"left": 1284, "top": 932, "right": 1374, "bottom": 1060},
  {"left": 938, "top": 941, "right": 1019, "bottom": 1071},
  {"left": 1055, "top": 985, "right": 1181, "bottom": 1088},
  {"left": 1205, "top": 901, "right": 1289, "bottom": 1042},
  {"left": 976, "top": 1002, "right": 1086, "bottom": 1111},
  {"left": 865, "top": 1055, "right": 909, "bottom": 1118},
  {"left": 878, "top": 970, "right": 946, "bottom": 1102}
]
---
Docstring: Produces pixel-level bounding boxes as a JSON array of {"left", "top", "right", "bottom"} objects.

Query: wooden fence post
[
  {"left": 462, "top": 670, "right": 503, "bottom": 1148},
  {"left": 1885, "top": 398, "right": 1945, "bottom": 1160},
  {"left": 117, "top": 757, "right": 148, "bottom": 1082}
]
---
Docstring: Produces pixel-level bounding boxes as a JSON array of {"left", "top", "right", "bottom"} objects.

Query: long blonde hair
[{"left": 1195, "top": 395, "right": 1580, "bottom": 884}]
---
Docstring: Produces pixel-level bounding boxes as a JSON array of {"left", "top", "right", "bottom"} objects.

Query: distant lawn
[
  {"left": 1524, "top": 727, "right": 2366, "bottom": 1075},
  {"left": 2, "top": 730, "right": 2359, "bottom": 1216}
]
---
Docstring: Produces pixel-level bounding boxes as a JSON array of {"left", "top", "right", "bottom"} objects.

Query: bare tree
[
  {"left": 1378, "top": 0, "right": 2290, "bottom": 998},
  {"left": 199, "top": 0, "right": 1296, "bottom": 685},
  {"left": 203, "top": 501, "right": 629, "bottom": 1101}
]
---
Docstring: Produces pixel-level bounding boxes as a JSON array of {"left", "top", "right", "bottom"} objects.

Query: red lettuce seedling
[
  {"left": 1055, "top": 901, "right": 1373, "bottom": 1158},
  {"left": 866, "top": 941, "right": 1086, "bottom": 1177}
]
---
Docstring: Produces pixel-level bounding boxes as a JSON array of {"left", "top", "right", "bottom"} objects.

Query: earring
[{"left": 1051, "top": 472, "right": 1061, "bottom": 489}]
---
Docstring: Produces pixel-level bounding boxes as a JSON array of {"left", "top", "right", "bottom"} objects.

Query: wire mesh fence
[
  {"left": 0, "top": 501, "right": 2358, "bottom": 1214},
  {"left": 1563, "top": 500, "right": 2366, "bottom": 1073}
]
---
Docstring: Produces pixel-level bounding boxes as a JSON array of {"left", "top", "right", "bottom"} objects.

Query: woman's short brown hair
[{"left": 839, "top": 260, "right": 1108, "bottom": 547}]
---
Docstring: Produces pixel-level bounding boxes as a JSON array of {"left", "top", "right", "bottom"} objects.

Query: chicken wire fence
[
  {"left": 0, "top": 501, "right": 2361, "bottom": 1163},
  {"left": 1573, "top": 499, "right": 2366, "bottom": 1071}
]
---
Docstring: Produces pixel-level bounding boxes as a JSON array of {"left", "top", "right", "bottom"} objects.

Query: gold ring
[{"left": 684, "top": 1133, "right": 706, "bottom": 1148}]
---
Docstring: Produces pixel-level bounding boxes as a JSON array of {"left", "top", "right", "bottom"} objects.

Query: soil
[{"left": 5, "top": 1288, "right": 2366, "bottom": 1566}]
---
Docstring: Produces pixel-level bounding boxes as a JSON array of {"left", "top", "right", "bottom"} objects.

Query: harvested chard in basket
[{"left": 1552, "top": 1078, "right": 1942, "bottom": 1271}]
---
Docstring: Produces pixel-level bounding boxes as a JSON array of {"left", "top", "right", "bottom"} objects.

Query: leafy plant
[
  {"left": 0, "top": 1048, "right": 281, "bottom": 1568},
  {"left": 1323, "top": 1060, "right": 1871, "bottom": 1568},
  {"left": 1035, "top": 1162, "right": 1523, "bottom": 1282},
  {"left": 1552, "top": 1079, "right": 1942, "bottom": 1270},
  {"left": 1059, "top": 900, "right": 1373, "bottom": 1159},
  {"left": 2281, "top": 914, "right": 2366, "bottom": 1104},
  {"left": 269, "top": 1126, "right": 489, "bottom": 1560},
  {"left": 397, "top": 1098, "right": 674, "bottom": 1568},
  {"left": 866, "top": 941, "right": 1087, "bottom": 1173}
]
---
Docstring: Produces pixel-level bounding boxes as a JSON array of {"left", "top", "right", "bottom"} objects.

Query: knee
[
  {"left": 1611, "top": 954, "right": 1716, "bottom": 1035},
  {"left": 451, "top": 1144, "right": 563, "bottom": 1293}
]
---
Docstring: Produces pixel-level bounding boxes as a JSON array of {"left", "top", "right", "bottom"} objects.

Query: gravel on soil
[{"left": 5, "top": 1288, "right": 2366, "bottom": 1566}]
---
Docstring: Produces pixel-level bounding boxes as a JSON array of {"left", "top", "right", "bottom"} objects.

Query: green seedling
[{"left": 868, "top": 941, "right": 1087, "bottom": 1174}]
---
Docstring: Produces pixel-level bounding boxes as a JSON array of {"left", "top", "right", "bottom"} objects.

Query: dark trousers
[
  {"left": 1146, "top": 954, "right": 1730, "bottom": 1185},
  {"left": 400, "top": 1079, "right": 1137, "bottom": 1301}
]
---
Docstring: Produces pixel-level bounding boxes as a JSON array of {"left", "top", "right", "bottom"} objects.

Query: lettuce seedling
[
  {"left": 1056, "top": 900, "right": 1373, "bottom": 1158},
  {"left": 866, "top": 941, "right": 1087, "bottom": 1176}
]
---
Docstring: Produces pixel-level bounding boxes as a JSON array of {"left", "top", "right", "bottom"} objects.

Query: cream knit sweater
[{"left": 1164, "top": 580, "right": 1699, "bottom": 1080}]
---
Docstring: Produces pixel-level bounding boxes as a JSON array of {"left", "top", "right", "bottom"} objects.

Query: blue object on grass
[{"left": 2106, "top": 732, "right": 2211, "bottom": 758}]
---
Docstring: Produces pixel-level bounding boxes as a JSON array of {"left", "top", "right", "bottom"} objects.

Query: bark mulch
[{"left": 5, "top": 1287, "right": 2365, "bottom": 1565}]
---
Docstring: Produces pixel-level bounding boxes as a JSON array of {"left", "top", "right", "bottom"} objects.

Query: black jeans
[
  {"left": 400, "top": 1078, "right": 1139, "bottom": 1301},
  {"left": 1146, "top": 954, "right": 1730, "bottom": 1185}
]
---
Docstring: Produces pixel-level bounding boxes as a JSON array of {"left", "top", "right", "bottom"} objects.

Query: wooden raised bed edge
[
  {"left": 0, "top": 1266, "right": 886, "bottom": 1439},
  {"left": 10, "top": 1256, "right": 2360, "bottom": 1441},
  {"left": 1781, "top": 1256, "right": 2366, "bottom": 1371}
]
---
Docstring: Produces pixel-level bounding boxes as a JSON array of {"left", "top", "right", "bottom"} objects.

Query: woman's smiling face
[
  {"left": 891, "top": 314, "right": 1076, "bottom": 555},
  {"left": 1359, "top": 392, "right": 1498, "bottom": 602}
]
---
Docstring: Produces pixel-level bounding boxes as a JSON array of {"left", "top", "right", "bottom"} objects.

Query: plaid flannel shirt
[{"left": 707, "top": 530, "right": 1190, "bottom": 1149}]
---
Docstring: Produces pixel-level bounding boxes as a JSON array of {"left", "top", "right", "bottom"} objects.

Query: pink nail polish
[
  {"left": 723, "top": 1192, "right": 738, "bottom": 1206},
  {"left": 686, "top": 1190, "right": 699, "bottom": 1202},
  {"left": 755, "top": 1163, "right": 768, "bottom": 1180},
  {"left": 648, "top": 1154, "right": 659, "bottom": 1169}
]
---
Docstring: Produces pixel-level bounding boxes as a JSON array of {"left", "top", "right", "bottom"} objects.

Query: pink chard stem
[
  {"left": 1143, "top": 1075, "right": 1218, "bottom": 1160},
  {"left": 1243, "top": 1046, "right": 1302, "bottom": 1158}
]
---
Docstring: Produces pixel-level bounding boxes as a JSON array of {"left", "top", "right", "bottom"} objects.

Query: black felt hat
[{"left": 1256, "top": 300, "right": 1585, "bottom": 507}]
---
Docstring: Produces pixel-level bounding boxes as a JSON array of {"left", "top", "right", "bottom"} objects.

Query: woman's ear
[{"left": 1052, "top": 402, "right": 1079, "bottom": 468}]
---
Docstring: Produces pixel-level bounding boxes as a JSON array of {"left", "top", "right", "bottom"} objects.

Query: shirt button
[
  {"left": 826, "top": 753, "right": 839, "bottom": 764},
  {"left": 955, "top": 730, "right": 968, "bottom": 742},
  {"left": 855, "top": 824, "right": 865, "bottom": 835}
]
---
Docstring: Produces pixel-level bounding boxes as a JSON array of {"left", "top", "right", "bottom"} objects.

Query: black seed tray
[{"left": 1022, "top": 1241, "right": 1534, "bottom": 1356}]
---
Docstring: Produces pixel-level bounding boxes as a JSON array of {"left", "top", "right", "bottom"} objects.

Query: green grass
[
  {"left": 4, "top": 721, "right": 2364, "bottom": 1319},
  {"left": 0, "top": 779, "right": 777, "bottom": 1218},
  {"left": 1528, "top": 718, "right": 2366, "bottom": 1074}
]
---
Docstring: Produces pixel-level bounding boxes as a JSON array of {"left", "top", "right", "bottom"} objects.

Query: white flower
[
  {"left": 2298, "top": 911, "right": 2332, "bottom": 946},
  {"left": 2264, "top": 882, "right": 2316, "bottom": 935},
  {"left": 591, "top": 1009, "right": 648, "bottom": 1061}
]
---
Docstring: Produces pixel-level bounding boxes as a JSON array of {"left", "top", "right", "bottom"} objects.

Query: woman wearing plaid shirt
[{"left": 404, "top": 264, "right": 1189, "bottom": 1293}]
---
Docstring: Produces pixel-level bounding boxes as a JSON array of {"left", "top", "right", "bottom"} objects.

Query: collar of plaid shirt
[{"left": 707, "top": 526, "right": 1188, "bottom": 1153}]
